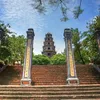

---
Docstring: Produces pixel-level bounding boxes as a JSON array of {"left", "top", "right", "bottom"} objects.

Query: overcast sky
[{"left": 0, "top": 0, "right": 100, "bottom": 54}]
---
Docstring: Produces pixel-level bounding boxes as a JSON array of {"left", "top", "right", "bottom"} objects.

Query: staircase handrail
[
  {"left": 0, "top": 65, "right": 7, "bottom": 73},
  {"left": 93, "top": 64, "right": 100, "bottom": 73}
]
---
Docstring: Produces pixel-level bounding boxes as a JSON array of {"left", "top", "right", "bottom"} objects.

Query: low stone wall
[
  {"left": 93, "top": 64, "right": 100, "bottom": 73},
  {"left": 32, "top": 65, "right": 66, "bottom": 67},
  {"left": 0, "top": 65, "right": 7, "bottom": 73}
]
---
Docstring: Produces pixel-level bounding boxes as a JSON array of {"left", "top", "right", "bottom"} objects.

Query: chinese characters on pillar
[
  {"left": 68, "top": 40, "right": 75, "bottom": 77},
  {"left": 24, "top": 39, "right": 31, "bottom": 78}
]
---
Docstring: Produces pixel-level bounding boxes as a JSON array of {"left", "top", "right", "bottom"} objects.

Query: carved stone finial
[{"left": 64, "top": 28, "right": 72, "bottom": 39}]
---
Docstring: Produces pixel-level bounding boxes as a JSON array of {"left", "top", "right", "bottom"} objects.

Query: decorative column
[
  {"left": 21, "top": 28, "right": 35, "bottom": 86},
  {"left": 64, "top": 28, "right": 79, "bottom": 85}
]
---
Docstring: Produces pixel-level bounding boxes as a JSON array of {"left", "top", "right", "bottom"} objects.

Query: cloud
[
  {"left": 0, "top": 0, "right": 66, "bottom": 54},
  {"left": 55, "top": 41, "right": 65, "bottom": 54},
  {"left": 0, "top": 0, "right": 48, "bottom": 54},
  {"left": 66, "top": 0, "right": 79, "bottom": 18},
  {"left": 34, "top": 40, "right": 43, "bottom": 55},
  {"left": 1, "top": 0, "right": 46, "bottom": 34},
  {"left": 95, "top": 0, "right": 100, "bottom": 5}
]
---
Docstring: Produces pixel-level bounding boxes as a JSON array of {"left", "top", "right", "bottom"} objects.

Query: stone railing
[
  {"left": 0, "top": 65, "right": 7, "bottom": 73},
  {"left": 93, "top": 64, "right": 100, "bottom": 73}
]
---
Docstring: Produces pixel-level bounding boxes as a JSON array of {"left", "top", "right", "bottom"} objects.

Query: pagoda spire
[{"left": 42, "top": 32, "right": 56, "bottom": 57}]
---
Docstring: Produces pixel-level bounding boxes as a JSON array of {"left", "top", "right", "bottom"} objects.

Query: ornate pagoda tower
[{"left": 42, "top": 33, "right": 56, "bottom": 57}]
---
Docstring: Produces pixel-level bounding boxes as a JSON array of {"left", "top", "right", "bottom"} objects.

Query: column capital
[
  {"left": 27, "top": 28, "right": 35, "bottom": 39},
  {"left": 64, "top": 28, "right": 72, "bottom": 39}
]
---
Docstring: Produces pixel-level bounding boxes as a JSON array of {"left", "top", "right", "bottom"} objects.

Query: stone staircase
[
  {"left": 0, "top": 65, "right": 100, "bottom": 85},
  {"left": 0, "top": 65, "right": 100, "bottom": 99},
  {"left": 31, "top": 65, "right": 66, "bottom": 85},
  {"left": 0, "top": 85, "right": 100, "bottom": 99},
  {"left": 77, "top": 65, "right": 100, "bottom": 84},
  {"left": 0, "top": 65, "right": 22, "bottom": 85}
]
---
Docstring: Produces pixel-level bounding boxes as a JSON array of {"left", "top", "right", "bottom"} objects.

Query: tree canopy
[
  {"left": 8, "top": 35, "right": 26, "bottom": 64},
  {"left": 0, "top": 21, "right": 26, "bottom": 64},
  {"left": 0, "top": 21, "right": 11, "bottom": 62},
  {"left": 31, "top": 0, "right": 83, "bottom": 21},
  {"left": 0, "top": 15, "right": 100, "bottom": 65}
]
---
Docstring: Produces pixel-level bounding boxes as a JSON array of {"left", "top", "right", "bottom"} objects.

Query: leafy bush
[
  {"left": 92, "top": 55, "right": 100, "bottom": 64},
  {"left": 0, "top": 46, "right": 11, "bottom": 61},
  {"left": 32, "top": 54, "right": 50, "bottom": 65},
  {"left": 0, "top": 60, "right": 4, "bottom": 68},
  {"left": 50, "top": 53, "right": 66, "bottom": 65}
]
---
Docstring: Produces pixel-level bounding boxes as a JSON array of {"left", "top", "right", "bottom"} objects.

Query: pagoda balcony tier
[
  {"left": 42, "top": 50, "right": 56, "bottom": 52},
  {"left": 43, "top": 44, "right": 54, "bottom": 46},
  {"left": 43, "top": 46, "right": 55, "bottom": 49}
]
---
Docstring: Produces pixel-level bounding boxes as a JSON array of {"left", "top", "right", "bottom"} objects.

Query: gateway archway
[{"left": 21, "top": 28, "right": 79, "bottom": 86}]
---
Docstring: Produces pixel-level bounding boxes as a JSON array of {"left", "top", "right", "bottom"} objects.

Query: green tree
[
  {"left": 81, "top": 32, "right": 98, "bottom": 64},
  {"left": 32, "top": 54, "right": 50, "bottom": 65},
  {"left": 8, "top": 35, "right": 26, "bottom": 64},
  {"left": 71, "top": 28, "right": 85, "bottom": 64},
  {"left": 87, "top": 16, "right": 100, "bottom": 54},
  {"left": 0, "top": 21, "right": 11, "bottom": 62},
  {"left": 50, "top": 53, "right": 66, "bottom": 65},
  {"left": 31, "top": 0, "right": 83, "bottom": 21},
  {"left": 81, "top": 16, "right": 100, "bottom": 64}
]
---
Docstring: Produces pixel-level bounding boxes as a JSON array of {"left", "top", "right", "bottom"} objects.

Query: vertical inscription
[
  {"left": 64, "top": 28, "right": 79, "bottom": 84},
  {"left": 24, "top": 39, "right": 31, "bottom": 78},
  {"left": 68, "top": 40, "right": 75, "bottom": 77}
]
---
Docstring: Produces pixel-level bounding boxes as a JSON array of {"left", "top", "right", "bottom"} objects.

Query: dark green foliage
[
  {"left": 0, "top": 60, "right": 4, "bottom": 68},
  {"left": 50, "top": 53, "right": 66, "bottom": 65},
  {"left": 31, "top": 0, "right": 83, "bottom": 21},
  {"left": 0, "top": 21, "right": 26, "bottom": 64},
  {"left": 71, "top": 28, "right": 85, "bottom": 64},
  {"left": 81, "top": 32, "right": 98, "bottom": 62},
  {"left": 87, "top": 16, "right": 100, "bottom": 54},
  {"left": 32, "top": 54, "right": 50, "bottom": 65},
  {"left": 0, "top": 21, "right": 11, "bottom": 61},
  {"left": 32, "top": 53, "right": 66, "bottom": 65},
  {"left": 8, "top": 35, "right": 26, "bottom": 64},
  {"left": 93, "top": 55, "right": 100, "bottom": 64},
  {"left": 73, "top": 6, "right": 84, "bottom": 19},
  {"left": 0, "top": 46, "right": 11, "bottom": 61},
  {"left": 77, "top": 16, "right": 100, "bottom": 64}
]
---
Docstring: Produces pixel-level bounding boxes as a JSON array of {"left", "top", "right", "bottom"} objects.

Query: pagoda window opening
[
  {"left": 48, "top": 53, "right": 51, "bottom": 56},
  {"left": 48, "top": 47, "right": 50, "bottom": 50}
]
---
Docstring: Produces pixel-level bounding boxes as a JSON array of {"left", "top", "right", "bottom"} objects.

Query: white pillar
[
  {"left": 64, "top": 28, "right": 79, "bottom": 85},
  {"left": 21, "top": 28, "right": 35, "bottom": 86}
]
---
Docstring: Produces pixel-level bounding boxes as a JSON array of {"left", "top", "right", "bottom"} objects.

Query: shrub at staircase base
[
  {"left": 92, "top": 55, "right": 100, "bottom": 65},
  {"left": 50, "top": 53, "right": 66, "bottom": 65},
  {"left": 32, "top": 54, "right": 66, "bottom": 65},
  {"left": 32, "top": 55, "right": 50, "bottom": 65},
  {"left": 0, "top": 60, "right": 4, "bottom": 68}
]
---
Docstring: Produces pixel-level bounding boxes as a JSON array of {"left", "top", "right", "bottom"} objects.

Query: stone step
[
  {"left": 0, "top": 65, "right": 100, "bottom": 85},
  {"left": 80, "top": 82, "right": 100, "bottom": 84},
  {"left": 78, "top": 78, "right": 100, "bottom": 80},
  {"left": 0, "top": 85, "right": 100, "bottom": 90},
  {"left": 3, "top": 98, "right": 99, "bottom": 100},
  {"left": 0, "top": 94, "right": 100, "bottom": 99},
  {"left": 79, "top": 79, "right": 100, "bottom": 81},
  {"left": 0, "top": 90, "right": 100, "bottom": 95}
]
